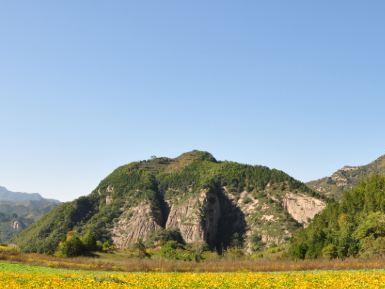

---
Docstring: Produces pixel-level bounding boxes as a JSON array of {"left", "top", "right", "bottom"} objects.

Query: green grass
[{"left": 0, "top": 262, "right": 75, "bottom": 274}]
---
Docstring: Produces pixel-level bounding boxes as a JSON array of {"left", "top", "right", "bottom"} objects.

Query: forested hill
[
  {"left": 13, "top": 150, "right": 325, "bottom": 255},
  {"left": 290, "top": 175, "right": 385, "bottom": 259}
]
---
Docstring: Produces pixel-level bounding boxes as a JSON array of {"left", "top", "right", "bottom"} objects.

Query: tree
[
  {"left": 81, "top": 231, "right": 97, "bottom": 251},
  {"left": 289, "top": 176, "right": 385, "bottom": 259},
  {"left": 160, "top": 241, "right": 182, "bottom": 259},
  {"left": 134, "top": 239, "right": 150, "bottom": 259},
  {"left": 150, "top": 229, "right": 185, "bottom": 246},
  {"left": 56, "top": 236, "right": 84, "bottom": 257}
]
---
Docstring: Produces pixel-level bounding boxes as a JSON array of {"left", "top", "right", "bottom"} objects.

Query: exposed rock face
[
  {"left": 166, "top": 189, "right": 222, "bottom": 246},
  {"left": 166, "top": 199, "right": 204, "bottom": 243},
  {"left": 11, "top": 220, "right": 24, "bottom": 231},
  {"left": 105, "top": 195, "right": 113, "bottom": 205},
  {"left": 112, "top": 202, "right": 163, "bottom": 249},
  {"left": 112, "top": 188, "right": 225, "bottom": 248},
  {"left": 111, "top": 187, "right": 243, "bottom": 250},
  {"left": 110, "top": 186, "right": 323, "bottom": 251},
  {"left": 106, "top": 185, "right": 114, "bottom": 193},
  {"left": 165, "top": 195, "right": 205, "bottom": 244},
  {"left": 283, "top": 193, "right": 326, "bottom": 226},
  {"left": 200, "top": 190, "right": 222, "bottom": 246}
]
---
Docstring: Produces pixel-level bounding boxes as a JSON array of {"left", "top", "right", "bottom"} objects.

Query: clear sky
[{"left": 1, "top": 1, "right": 384, "bottom": 201}]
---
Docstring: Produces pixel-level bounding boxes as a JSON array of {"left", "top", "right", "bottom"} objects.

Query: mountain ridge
[
  {"left": 307, "top": 154, "right": 385, "bottom": 199},
  {"left": 0, "top": 186, "right": 59, "bottom": 203},
  {"left": 0, "top": 186, "right": 60, "bottom": 243},
  {"left": 14, "top": 150, "right": 326, "bottom": 254}
]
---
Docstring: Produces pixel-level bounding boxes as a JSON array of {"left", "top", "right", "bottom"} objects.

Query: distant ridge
[
  {"left": 307, "top": 154, "right": 385, "bottom": 199},
  {"left": 0, "top": 186, "right": 60, "bottom": 243},
  {"left": 0, "top": 186, "right": 59, "bottom": 203}
]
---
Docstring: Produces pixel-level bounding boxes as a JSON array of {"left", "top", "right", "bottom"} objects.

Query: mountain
[
  {"left": 0, "top": 186, "right": 60, "bottom": 243},
  {"left": 307, "top": 155, "right": 385, "bottom": 200},
  {"left": 290, "top": 175, "right": 385, "bottom": 259},
  {"left": 14, "top": 150, "right": 326, "bottom": 254}
]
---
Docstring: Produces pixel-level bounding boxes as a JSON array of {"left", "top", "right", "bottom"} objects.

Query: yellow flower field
[{"left": 2, "top": 262, "right": 385, "bottom": 289}]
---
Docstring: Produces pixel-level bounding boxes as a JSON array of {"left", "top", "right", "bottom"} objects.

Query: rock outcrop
[
  {"left": 165, "top": 192, "right": 206, "bottom": 244},
  {"left": 111, "top": 184, "right": 325, "bottom": 250},
  {"left": 112, "top": 202, "right": 164, "bottom": 249},
  {"left": 283, "top": 193, "right": 326, "bottom": 226},
  {"left": 11, "top": 220, "right": 25, "bottom": 231}
]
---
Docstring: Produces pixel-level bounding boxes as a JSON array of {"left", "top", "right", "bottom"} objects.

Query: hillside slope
[
  {"left": 290, "top": 175, "right": 385, "bottom": 259},
  {"left": 14, "top": 151, "right": 325, "bottom": 254},
  {"left": 0, "top": 187, "right": 59, "bottom": 243},
  {"left": 307, "top": 155, "right": 385, "bottom": 199}
]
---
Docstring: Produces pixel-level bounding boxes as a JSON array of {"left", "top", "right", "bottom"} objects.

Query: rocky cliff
[{"left": 14, "top": 151, "right": 326, "bottom": 253}]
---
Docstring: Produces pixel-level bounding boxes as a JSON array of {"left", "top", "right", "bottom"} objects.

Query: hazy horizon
[{"left": 1, "top": 1, "right": 385, "bottom": 201}]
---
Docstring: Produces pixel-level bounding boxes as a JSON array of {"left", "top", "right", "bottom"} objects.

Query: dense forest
[{"left": 290, "top": 175, "right": 385, "bottom": 259}]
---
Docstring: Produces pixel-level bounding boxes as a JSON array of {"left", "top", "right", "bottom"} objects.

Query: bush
[
  {"left": 56, "top": 236, "right": 85, "bottom": 257},
  {"left": 134, "top": 240, "right": 150, "bottom": 259},
  {"left": 101, "top": 240, "right": 114, "bottom": 252},
  {"left": 150, "top": 229, "right": 185, "bottom": 247},
  {"left": 80, "top": 231, "right": 98, "bottom": 251},
  {"left": 160, "top": 241, "right": 181, "bottom": 259},
  {"left": 359, "top": 236, "right": 385, "bottom": 258},
  {"left": 250, "top": 234, "right": 263, "bottom": 252},
  {"left": 159, "top": 240, "right": 198, "bottom": 261},
  {"left": 322, "top": 244, "right": 338, "bottom": 259},
  {"left": 223, "top": 247, "right": 245, "bottom": 259},
  {"left": 288, "top": 242, "right": 308, "bottom": 260}
]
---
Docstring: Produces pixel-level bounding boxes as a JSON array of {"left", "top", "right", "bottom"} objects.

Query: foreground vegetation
[
  {"left": 4, "top": 246, "right": 385, "bottom": 273},
  {"left": 2, "top": 261, "right": 385, "bottom": 289}
]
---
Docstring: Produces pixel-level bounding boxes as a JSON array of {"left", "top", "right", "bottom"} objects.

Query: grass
[
  {"left": 3, "top": 249, "right": 385, "bottom": 273},
  {"left": 3, "top": 261, "right": 385, "bottom": 288}
]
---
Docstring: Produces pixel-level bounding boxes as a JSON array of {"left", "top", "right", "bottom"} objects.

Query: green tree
[
  {"left": 56, "top": 236, "right": 84, "bottom": 257},
  {"left": 81, "top": 231, "right": 97, "bottom": 251},
  {"left": 160, "top": 241, "right": 182, "bottom": 259},
  {"left": 134, "top": 239, "right": 150, "bottom": 259},
  {"left": 289, "top": 175, "right": 385, "bottom": 259}
]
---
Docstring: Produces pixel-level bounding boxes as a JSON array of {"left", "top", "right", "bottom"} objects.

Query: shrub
[
  {"left": 80, "top": 231, "right": 98, "bottom": 251},
  {"left": 160, "top": 241, "right": 181, "bottom": 259},
  {"left": 101, "top": 240, "right": 114, "bottom": 252},
  {"left": 150, "top": 229, "right": 185, "bottom": 247},
  {"left": 224, "top": 247, "right": 245, "bottom": 259},
  {"left": 250, "top": 234, "right": 263, "bottom": 252},
  {"left": 56, "top": 236, "right": 85, "bottom": 257},
  {"left": 134, "top": 240, "right": 150, "bottom": 259},
  {"left": 322, "top": 244, "right": 338, "bottom": 259},
  {"left": 159, "top": 240, "right": 197, "bottom": 261}
]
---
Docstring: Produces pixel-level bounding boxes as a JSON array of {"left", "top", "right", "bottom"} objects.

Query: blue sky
[{"left": 1, "top": 1, "right": 384, "bottom": 201}]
